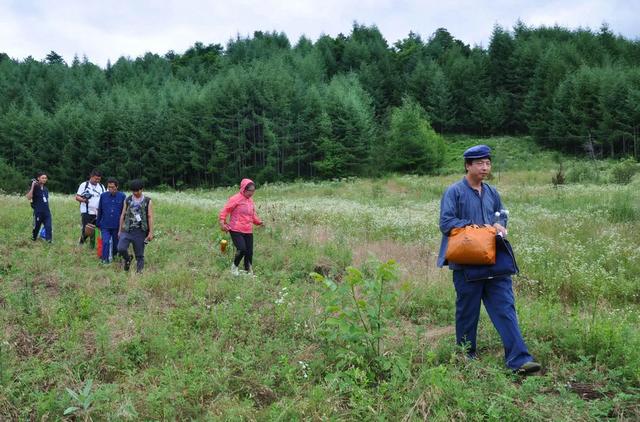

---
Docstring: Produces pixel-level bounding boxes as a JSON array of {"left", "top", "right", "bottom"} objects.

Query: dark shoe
[
  {"left": 517, "top": 361, "right": 541, "bottom": 375},
  {"left": 123, "top": 259, "right": 131, "bottom": 272}
]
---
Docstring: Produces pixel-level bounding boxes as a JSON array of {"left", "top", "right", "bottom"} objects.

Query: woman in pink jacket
[{"left": 219, "top": 178, "right": 263, "bottom": 275}]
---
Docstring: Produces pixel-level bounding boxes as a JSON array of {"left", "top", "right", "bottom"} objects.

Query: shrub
[
  {"left": 386, "top": 97, "right": 445, "bottom": 174},
  {"left": 565, "top": 160, "right": 606, "bottom": 184},
  {"left": 312, "top": 260, "right": 408, "bottom": 382},
  {"left": 609, "top": 157, "right": 639, "bottom": 185},
  {"left": 0, "top": 158, "right": 27, "bottom": 193}
]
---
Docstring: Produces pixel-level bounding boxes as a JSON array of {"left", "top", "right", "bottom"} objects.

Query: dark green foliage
[
  {"left": 1, "top": 22, "right": 639, "bottom": 192},
  {"left": 0, "top": 158, "right": 27, "bottom": 193},
  {"left": 385, "top": 97, "right": 445, "bottom": 173}
]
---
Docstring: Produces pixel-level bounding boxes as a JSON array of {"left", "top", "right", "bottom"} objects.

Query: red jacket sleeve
[
  {"left": 253, "top": 210, "right": 262, "bottom": 225},
  {"left": 219, "top": 195, "right": 238, "bottom": 224}
]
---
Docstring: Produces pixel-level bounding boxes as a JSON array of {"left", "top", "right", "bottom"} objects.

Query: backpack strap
[
  {"left": 82, "top": 181, "right": 89, "bottom": 213},
  {"left": 144, "top": 197, "right": 151, "bottom": 234}
]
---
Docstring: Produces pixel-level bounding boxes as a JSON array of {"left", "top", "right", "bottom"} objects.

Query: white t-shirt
[{"left": 76, "top": 181, "right": 105, "bottom": 215}]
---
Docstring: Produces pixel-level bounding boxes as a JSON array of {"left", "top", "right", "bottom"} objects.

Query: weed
[{"left": 64, "top": 378, "right": 95, "bottom": 421}]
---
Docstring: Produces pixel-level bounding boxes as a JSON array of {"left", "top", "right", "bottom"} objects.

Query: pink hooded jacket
[{"left": 219, "top": 178, "right": 263, "bottom": 234}]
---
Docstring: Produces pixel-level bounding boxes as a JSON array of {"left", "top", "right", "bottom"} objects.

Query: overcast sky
[{"left": 1, "top": 0, "right": 638, "bottom": 67}]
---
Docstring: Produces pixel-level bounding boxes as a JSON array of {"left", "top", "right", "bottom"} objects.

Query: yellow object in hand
[{"left": 220, "top": 239, "right": 228, "bottom": 252}]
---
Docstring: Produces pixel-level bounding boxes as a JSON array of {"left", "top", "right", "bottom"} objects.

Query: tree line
[{"left": 1, "top": 22, "right": 639, "bottom": 192}]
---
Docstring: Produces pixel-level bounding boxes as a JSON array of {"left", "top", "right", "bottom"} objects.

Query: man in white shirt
[{"left": 75, "top": 169, "right": 105, "bottom": 247}]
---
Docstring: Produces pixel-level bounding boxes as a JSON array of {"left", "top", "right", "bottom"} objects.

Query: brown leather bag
[{"left": 445, "top": 225, "right": 497, "bottom": 265}]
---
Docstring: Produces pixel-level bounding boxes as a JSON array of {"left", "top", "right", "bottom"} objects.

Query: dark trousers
[
  {"left": 230, "top": 231, "right": 253, "bottom": 271},
  {"left": 101, "top": 228, "right": 119, "bottom": 262},
  {"left": 80, "top": 213, "right": 97, "bottom": 246},
  {"left": 117, "top": 228, "right": 146, "bottom": 272},
  {"left": 453, "top": 271, "right": 533, "bottom": 370},
  {"left": 32, "top": 211, "right": 52, "bottom": 242}
]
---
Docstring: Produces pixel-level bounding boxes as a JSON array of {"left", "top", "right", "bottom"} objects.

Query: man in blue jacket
[
  {"left": 438, "top": 145, "right": 541, "bottom": 374},
  {"left": 26, "top": 171, "right": 52, "bottom": 243},
  {"left": 96, "top": 178, "right": 126, "bottom": 264}
]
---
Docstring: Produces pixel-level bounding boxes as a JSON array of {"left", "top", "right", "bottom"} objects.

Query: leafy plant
[
  {"left": 610, "top": 157, "right": 639, "bottom": 184},
  {"left": 64, "top": 379, "right": 95, "bottom": 421},
  {"left": 312, "top": 260, "right": 400, "bottom": 380}
]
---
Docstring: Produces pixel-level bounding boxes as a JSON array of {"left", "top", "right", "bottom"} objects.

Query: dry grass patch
[
  {"left": 351, "top": 239, "right": 439, "bottom": 282},
  {"left": 285, "top": 225, "right": 336, "bottom": 245}
]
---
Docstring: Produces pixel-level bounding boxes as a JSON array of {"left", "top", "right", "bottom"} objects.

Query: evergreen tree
[{"left": 386, "top": 97, "right": 445, "bottom": 173}]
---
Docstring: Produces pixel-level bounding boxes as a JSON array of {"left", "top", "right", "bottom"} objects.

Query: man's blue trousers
[{"left": 453, "top": 271, "right": 533, "bottom": 369}]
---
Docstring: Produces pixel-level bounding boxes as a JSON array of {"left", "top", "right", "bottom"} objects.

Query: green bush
[
  {"left": 386, "top": 97, "right": 445, "bottom": 174},
  {"left": 0, "top": 158, "right": 27, "bottom": 193},
  {"left": 609, "top": 157, "right": 639, "bottom": 184},
  {"left": 565, "top": 160, "right": 606, "bottom": 184}
]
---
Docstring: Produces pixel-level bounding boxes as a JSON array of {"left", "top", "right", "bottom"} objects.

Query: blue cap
[{"left": 463, "top": 144, "right": 491, "bottom": 159}]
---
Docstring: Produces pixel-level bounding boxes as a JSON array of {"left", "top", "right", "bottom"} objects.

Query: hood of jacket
[{"left": 239, "top": 178, "right": 254, "bottom": 194}]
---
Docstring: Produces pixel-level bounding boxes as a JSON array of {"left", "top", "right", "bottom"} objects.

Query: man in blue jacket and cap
[
  {"left": 438, "top": 145, "right": 541, "bottom": 374},
  {"left": 96, "top": 178, "right": 126, "bottom": 264}
]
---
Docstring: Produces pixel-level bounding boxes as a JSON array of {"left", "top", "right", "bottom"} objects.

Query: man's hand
[
  {"left": 493, "top": 223, "right": 508, "bottom": 237},
  {"left": 145, "top": 233, "right": 154, "bottom": 242}
]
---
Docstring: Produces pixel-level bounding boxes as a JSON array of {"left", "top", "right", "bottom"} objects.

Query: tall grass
[{"left": 0, "top": 160, "right": 639, "bottom": 419}]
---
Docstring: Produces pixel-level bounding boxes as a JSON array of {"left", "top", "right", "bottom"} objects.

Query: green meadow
[{"left": 1, "top": 139, "right": 639, "bottom": 420}]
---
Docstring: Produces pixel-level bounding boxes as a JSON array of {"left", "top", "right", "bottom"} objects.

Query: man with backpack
[
  {"left": 75, "top": 169, "right": 105, "bottom": 247},
  {"left": 118, "top": 179, "right": 154, "bottom": 273}
]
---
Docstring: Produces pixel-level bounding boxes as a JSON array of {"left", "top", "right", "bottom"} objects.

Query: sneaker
[
  {"left": 231, "top": 263, "right": 240, "bottom": 276},
  {"left": 516, "top": 361, "right": 541, "bottom": 375}
]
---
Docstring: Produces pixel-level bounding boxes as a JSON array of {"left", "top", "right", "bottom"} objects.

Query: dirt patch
[
  {"left": 32, "top": 273, "right": 61, "bottom": 295},
  {"left": 106, "top": 309, "right": 137, "bottom": 347},
  {"left": 566, "top": 382, "right": 610, "bottom": 400},
  {"left": 293, "top": 344, "right": 320, "bottom": 363},
  {"left": 351, "top": 239, "right": 438, "bottom": 282},
  {"left": 313, "top": 257, "right": 336, "bottom": 277},
  {"left": 424, "top": 325, "right": 455, "bottom": 342},
  {"left": 83, "top": 329, "right": 97, "bottom": 357},
  {"left": 10, "top": 327, "right": 58, "bottom": 358},
  {"left": 385, "top": 180, "right": 409, "bottom": 195},
  {"left": 389, "top": 319, "right": 454, "bottom": 352},
  {"left": 249, "top": 382, "right": 277, "bottom": 408},
  {"left": 285, "top": 225, "right": 335, "bottom": 245}
]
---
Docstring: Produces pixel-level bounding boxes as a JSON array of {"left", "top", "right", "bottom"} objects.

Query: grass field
[{"left": 1, "top": 141, "right": 639, "bottom": 420}]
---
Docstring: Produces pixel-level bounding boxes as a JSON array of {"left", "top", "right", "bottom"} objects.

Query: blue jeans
[
  {"left": 100, "top": 228, "right": 119, "bottom": 262},
  {"left": 453, "top": 270, "right": 533, "bottom": 369}
]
